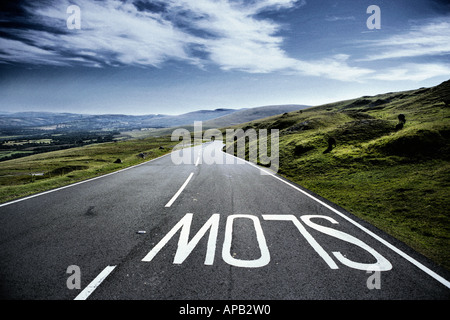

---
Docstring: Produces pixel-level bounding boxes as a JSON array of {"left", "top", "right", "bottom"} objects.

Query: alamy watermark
[
  {"left": 66, "top": 265, "right": 81, "bottom": 290},
  {"left": 66, "top": 5, "right": 81, "bottom": 30},
  {"left": 170, "top": 121, "right": 279, "bottom": 174},
  {"left": 66, "top": 4, "right": 380, "bottom": 31},
  {"left": 366, "top": 266, "right": 382, "bottom": 290},
  {"left": 367, "top": 5, "right": 381, "bottom": 30}
]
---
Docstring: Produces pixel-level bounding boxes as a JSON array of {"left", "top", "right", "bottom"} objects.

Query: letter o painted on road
[{"left": 222, "top": 214, "right": 271, "bottom": 268}]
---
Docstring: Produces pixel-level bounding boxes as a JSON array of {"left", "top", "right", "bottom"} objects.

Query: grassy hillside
[{"left": 224, "top": 79, "right": 450, "bottom": 270}]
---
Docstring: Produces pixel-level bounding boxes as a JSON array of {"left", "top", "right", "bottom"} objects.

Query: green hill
[{"left": 224, "top": 79, "right": 450, "bottom": 270}]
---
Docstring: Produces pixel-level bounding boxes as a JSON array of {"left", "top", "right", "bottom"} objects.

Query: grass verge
[{"left": 0, "top": 136, "right": 174, "bottom": 204}]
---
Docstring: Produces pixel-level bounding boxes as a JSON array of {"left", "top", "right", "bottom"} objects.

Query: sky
[{"left": 0, "top": 0, "right": 449, "bottom": 115}]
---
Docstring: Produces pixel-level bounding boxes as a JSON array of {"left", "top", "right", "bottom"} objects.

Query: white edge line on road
[
  {"left": 165, "top": 172, "right": 194, "bottom": 208},
  {"left": 0, "top": 152, "right": 172, "bottom": 208},
  {"left": 74, "top": 265, "right": 116, "bottom": 300},
  {"left": 226, "top": 151, "right": 450, "bottom": 289}
]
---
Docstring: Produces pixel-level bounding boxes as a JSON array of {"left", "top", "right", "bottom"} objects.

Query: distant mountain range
[
  {"left": 202, "top": 105, "right": 307, "bottom": 128},
  {"left": 0, "top": 105, "right": 309, "bottom": 132}
]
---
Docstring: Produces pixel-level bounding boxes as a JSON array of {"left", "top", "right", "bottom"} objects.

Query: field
[{"left": 0, "top": 130, "right": 119, "bottom": 162}]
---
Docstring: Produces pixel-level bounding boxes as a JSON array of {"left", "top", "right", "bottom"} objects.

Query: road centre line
[
  {"left": 165, "top": 172, "right": 194, "bottom": 208},
  {"left": 74, "top": 265, "right": 116, "bottom": 300},
  {"left": 223, "top": 150, "right": 450, "bottom": 289},
  {"left": 167, "top": 146, "right": 202, "bottom": 207},
  {"left": 195, "top": 152, "right": 201, "bottom": 167}
]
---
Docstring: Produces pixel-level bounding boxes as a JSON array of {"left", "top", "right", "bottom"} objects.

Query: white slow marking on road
[
  {"left": 165, "top": 172, "right": 194, "bottom": 208},
  {"left": 263, "top": 215, "right": 339, "bottom": 269},
  {"left": 74, "top": 265, "right": 116, "bottom": 300},
  {"left": 222, "top": 148, "right": 450, "bottom": 289},
  {"left": 142, "top": 213, "right": 220, "bottom": 265},
  {"left": 222, "top": 214, "right": 270, "bottom": 268}
]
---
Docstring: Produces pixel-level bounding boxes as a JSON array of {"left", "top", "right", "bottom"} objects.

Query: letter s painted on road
[{"left": 300, "top": 215, "right": 392, "bottom": 271}]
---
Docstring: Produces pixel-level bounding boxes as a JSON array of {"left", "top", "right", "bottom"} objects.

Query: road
[{"left": 0, "top": 141, "right": 449, "bottom": 301}]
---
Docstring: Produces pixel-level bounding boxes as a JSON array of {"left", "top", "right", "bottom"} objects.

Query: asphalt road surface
[{"left": 0, "top": 141, "right": 449, "bottom": 300}]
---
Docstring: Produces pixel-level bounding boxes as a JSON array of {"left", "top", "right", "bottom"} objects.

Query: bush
[
  {"left": 323, "top": 137, "right": 336, "bottom": 154},
  {"left": 294, "top": 144, "right": 314, "bottom": 156},
  {"left": 381, "top": 130, "right": 446, "bottom": 158}
]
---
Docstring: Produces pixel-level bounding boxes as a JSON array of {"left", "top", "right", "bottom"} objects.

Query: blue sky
[{"left": 0, "top": 0, "right": 449, "bottom": 115}]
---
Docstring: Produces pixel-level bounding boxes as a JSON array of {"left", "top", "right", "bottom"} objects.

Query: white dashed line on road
[
  {"left": 165, "top": 172, "right": 194, "bottom": 208},
  {"left": 74, "top": 265, "right": 116, "bottom": 300}
]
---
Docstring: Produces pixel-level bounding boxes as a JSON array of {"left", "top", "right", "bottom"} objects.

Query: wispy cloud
[
  {"left": 0, "top": 0, "right": 370, "bottom": 80},
  {"left": 325, "top": 15, "right": 355, "bottom": 22},
  {"left": 0, "top": 0, "right": 301, "bottom": 70},
  {"left": 164, "top": 0, "right": 299, "bottom": 73},
  {"left": 354, "top": 19, "right": 450, "bottom": 82},
  {"left": 294, "top": 54, "right": 374, "bottom": 81},
  {"left": 1, "top": 0, "right": 447, "bottom": 83},
  {"left": 0, "top": 0, "right": 369, "bottom": 81},
  {"left": 360, "top": 20, "right": 450, "bottom": 61},
  {"left": 370, "top": 63, "right": 450, "bottom": 82},
  {"left": 148, "top": 0, "right": 371, "bottom": 80},
  {"left": 250, "top": 0, "right": 306, "bottom": 12},
  {"left": 1, "top": 0, "right": 201, "bottom": 68},
  {"left": 0, "top": 37, "right": 71, "bottom": 66}
]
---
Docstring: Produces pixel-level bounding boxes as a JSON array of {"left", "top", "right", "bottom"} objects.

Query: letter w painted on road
[{"left": 142, "top": 214, "right": 220, "bottom": 265}]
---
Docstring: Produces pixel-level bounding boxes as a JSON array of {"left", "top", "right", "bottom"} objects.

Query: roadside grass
[
  {"left": 0, "top": 136, "right": 174, "bottom": 204},
  {"left": 282, "top": 157, "right": 450, "bottom": 271},
  {"left": 224, "top": 80, "right": 450, "bottom": 270}
]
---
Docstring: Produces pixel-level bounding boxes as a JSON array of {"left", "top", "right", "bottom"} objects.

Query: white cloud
[
  {"left": 0, "top": 37, "right": 71, "bottom": 66},
  {"left": 163, "top": 0, "right": 296, "bottom": 73},
  {"left": 2, "top": 0, "right": 201, "bottom": 67},
  {"left": 161, "top": 0, "right": 371, "bottom": 80},
  {"left": 353, "top": 19, "right": 450, "bottom": 82},
  {"left": 250, "top": 0, "right": 306, "bottom": 12},
  {"left": 360, "top": 20, "right": 450, "bottom": 61},
  {"left": 325, "top": 15, "right": 355, "bottom": 22},
  {"left": 370, "top": 63, "right": 450, "bottom": 82},
  {"left": 0, "top": 0, "right": 372, "bottom": 81},
  {"left": 294, "top": 54, "right": 374, "bottom": 81}
]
